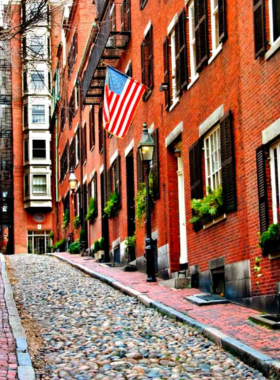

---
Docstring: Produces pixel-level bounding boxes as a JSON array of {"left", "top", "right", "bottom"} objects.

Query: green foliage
[
  {"left": 135, "top": 175, "right": 153, "bottom": 228},
  {"left": 85, "top": 197, "right": 97, "bottom": 223},
  {"left": 52, "top": 238, "right": 66, "bottom": 251},
  {"left": 125, "top": 235, "right": 136, "bottom": 248},
  {"left": 189, "top": 187, "right": 223, "bottom": 224},
  {"left": 79, "top": 228, "right": 86, "bottom": 243},
  {"left": 49, "top": 231, "right": 54, "bottom": 239},
  {"left": 259, "top": 223, "right": 280, "bottom": 251},
  {"left": 73, "top": 215, "right": 81, "bottom": 230},
  {"left": 104, "top": 191, "right": 119, "bottom": 219},
  {"left": 68, "top": 240, "right": 80, "bottom": 254},
  {"left": 99, "top": 237, "right": 105, "bottom": 250},
  {"left": 94, "top": 240, "right": 100, "bottom": 253},
  {"left": 62, "top": 209, "right": 70, "bottom": 231}
]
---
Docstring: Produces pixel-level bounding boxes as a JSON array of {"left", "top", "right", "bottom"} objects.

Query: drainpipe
[{"left": 55, "top": 115, "right": 59, "bottom": 241}]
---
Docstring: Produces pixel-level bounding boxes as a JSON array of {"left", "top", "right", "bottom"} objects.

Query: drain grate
[{"left": 186, "top": 293, "right": 229, "bottom": 306}]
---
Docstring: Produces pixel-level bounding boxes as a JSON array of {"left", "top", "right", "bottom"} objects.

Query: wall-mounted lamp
[{"left": 174, "top": 148, "right": 181, "bottom": 158}]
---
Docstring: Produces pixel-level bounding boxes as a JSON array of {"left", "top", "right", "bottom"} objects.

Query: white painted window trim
[
  {"left": 75, "top": 133, "right": 79, "bottom": 166},
  {"left": 100, "top": 164, "right": 104, "bottom": 174},
  {"left": 148, "top": 122, "right": 154, "bottom": 135},
  {"left": 144, "top": 21, "right": 152, "bottom": 37},
  {"left": 110, "top": 149, "right": 119, "bottom": 166},
  {"left": 199, "top": 104, "right": 224, "bottom": 137},
  {"left": 270, "top": 140, "right": 280, "bottom": 224},
  {"left": 208, "top": 43, "right": 223, "bottom": 65},
  {"left": 204, "top": 124, "right": 222, "bottom": 191},
  {"left": 170, "top": 29, "right": 179, "bottom": 105},
  {"left": 165, "top": 121, "right": 183, "bottom": 148},
  {"left": 210, "top": 0, "right": 220, "bottom": 54},
  {"left": 167, "top": 13, "right": 178, "bottom": 35},
  {"left": 188, "top": 1, "right": 197, "bottom": 82},
  {"left": 269, "top": 0, "right": 279, "bottom": 44},
  {"left": 125, "top": 61, "right": 131, "bottom": 75},
  {"left": 90, "top": 169, "right": 96, "bottom": 181},
  {"left": 125, "top": 139, "right": 134, "bottom": 157},
  {"left": 187, "top": 73, "right": 199, "bottom": 90},
  {"left": 262, "top": 117, "right": 280, "bottom": 145}
]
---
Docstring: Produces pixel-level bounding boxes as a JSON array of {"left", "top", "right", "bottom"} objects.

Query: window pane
[
  {"left": 30, "top": 36, "right": 44, "bottom": 55},
  {"left": 204, "top": 125, "right": 221, "bottom": 191},
  {"left": 32, "top": 105, "right": 45, "bottom": 123},
  {"left": 273, "top": 0, "right": 280, "bottom": 41},
  {"left": 32, "top": 140, "right": 46, "bottom": 159},
  {"left": 33, "top": 175, "right": 47, "bottom": 194},
  {"left": 31, "top": 71, "right": 44, "bottom": 90}
]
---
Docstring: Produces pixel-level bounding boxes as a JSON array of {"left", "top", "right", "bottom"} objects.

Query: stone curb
[
  {"left": 49, "top": 253, "right": 280, "bottom": 378},
  {"left": 0, "top": 255, "right": 35, "bottom": 380}
]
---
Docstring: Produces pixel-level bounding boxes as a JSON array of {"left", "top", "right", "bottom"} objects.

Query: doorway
[
  {"left": 27, "top": 231, "right": 51, "bottom": 254},
  {"left": 83, "top": 183, "right": 88, "bottom": 249},
  {"left": 126, "top": 152, "right": 136, "bottom": 261},
  {"left": 101, "top": 172, "right": 110, "bottom": 261},
  {"left": 175, "top": 142, "right": 188, "bottom": 265}
]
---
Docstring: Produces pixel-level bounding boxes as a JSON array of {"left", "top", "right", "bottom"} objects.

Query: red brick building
[{"left": 49, "top": 0, "right": 280, "bottom": 313}]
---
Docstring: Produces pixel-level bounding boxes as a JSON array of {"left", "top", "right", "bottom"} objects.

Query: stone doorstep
[
  {"left": 159, "top": 277, "right": 190, "bottom": 289},
  {"left": 50, "top": 253, "right": 280, "bottom": 378},
  {"left": 249, "top": 314, "right": 280, "bottom": 330},
  {"left": 185, "top": 293, "right": 229, "bottom": 306}
]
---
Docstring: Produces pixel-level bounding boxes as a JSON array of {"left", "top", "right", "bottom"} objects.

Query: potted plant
[
  {"left": 85, "top": 197, "right": 97, "bottom": 223},
  {"left": 135, "top": 174, "right": 154, "bottom": 228},
  {"left": 73, "top": 215, "right": 81, "bottom": 230},
  {"left": 104, "top": 191, "right": 119, "bottom": 219},
  {"left": 93, "top": 239, "right": 100, "bottom": 259},
  {"left": 189, "top": 187, "right": 223, "bottom": 229},
  {"left": 259, "top": 223, "right": 280, "bottom": 256},
  {"left": 62, "top": 209, "right": 70, "bottom": 231}
]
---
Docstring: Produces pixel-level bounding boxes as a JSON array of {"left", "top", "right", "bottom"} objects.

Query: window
[
  {"left": 269, "top": 0, "right": 280, "bottom": 43},
  {"left": 139, "top": 0, "right": 148, "bottom": 10},
  {"left": 98, "top": 106, "right": 103, "bottom": 153},
  {"left": 32, "top": 140, "right": 46, "bottom": 159},
  {"left": 189, "top": 1, "right": 197, "bottom": 81},
  {"left": 89, "top": 106, "right": 95, "bottom": 149},
  {"left": 33, "top": 175, "right": 47, "bottom": 194},
  {"left": 75, "top": 82, "right": 79, "bottom": 111},
  {"left": 68, "top": 30, "right": 78, "bottom": 79},
  {"left": 75, "top": 130, "right": 80, "bottom": 165},
  {"left": 69, "top": 138, "right": 76, "bottom": 169},
  {"left": 30, "top": 35, "right": 44, "bottom": 56},
  {"left": 69, "top": 93, "right": 75, "bottom": 129},
  {"left": 60, "top": 142, "right": 69, "bottom": 181},
  {"left": 74, "top": 189, "right": 80, "bottom": 217},
  {"left": 24, "top": 105, "right": 28, "bottom": 127},
  {"left": 24, "top": 140, "right": 29, "bottom": 162},
  {"left": 31, "top": 71, "right": 44, "bottom": 91},
  {"left": 141, "top": 26, "right": 154, "bottom": 98},
  {"left": 270, "top": 141, "right": 280, "bottom": 223},
  {"left": 109, "top": 156, "right": 121, "bottom": 209},
  {"left": 211, "top": 0, "right": 220, "bottom": 52},
  {"left": 25, "top": 175, "right": 29, "bottom": 197},
  {"left": 23, "top": 71, "right": 27, "bottom": 92},
  {"left": 48, "top": 72, "right": 51, "bottom": 91},
  {"left": 204, "top": 125, "right": 221, "bottom": 191},
  {"left": 60, "top": 107, "right": 66, "bottom": 131},
  {"left": 32, "top": 105, "right": 45, "bottom": 124}
]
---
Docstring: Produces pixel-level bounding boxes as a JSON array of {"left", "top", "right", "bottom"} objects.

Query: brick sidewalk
[
  {"left": 0, "top": 271, "right": 17, "bottom": 380},
  {"left": 57, "top": 252, "right": 280, "bottom": 362}
]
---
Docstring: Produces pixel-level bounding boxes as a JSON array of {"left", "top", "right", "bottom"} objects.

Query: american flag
[{"left": 103, "top": 66, "right": 146, "bottom": 138}]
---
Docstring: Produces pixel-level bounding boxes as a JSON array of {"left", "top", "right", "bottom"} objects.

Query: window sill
[
  {"left": 90, "top": 145, "right": 95, "bottom": 152},
  {"left": 208, "top": 44, "right": 223, "bottom": 65},
  {"left": 203, "top": 213, "right": 226, "bottom": 230},
  {"left": 187, "top": 74, "right": 199, "bottom": 90},
  {"left": 169, "top": 98, "right": 179, "bottom": 112},
  {"left": 265, "top": 37, "right": 280, "bottom": 61}
]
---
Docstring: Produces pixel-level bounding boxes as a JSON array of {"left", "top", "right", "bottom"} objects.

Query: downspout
[
  {"left": 55, "top": 115, "right": 59, "bottom": 241},
  {"left": 78, "top": 79, "right": 85, "bottom": 250}
]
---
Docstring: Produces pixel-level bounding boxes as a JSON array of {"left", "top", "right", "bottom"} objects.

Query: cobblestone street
[{"left": 6, "top": 255, "right": 273, "bottom": 380}]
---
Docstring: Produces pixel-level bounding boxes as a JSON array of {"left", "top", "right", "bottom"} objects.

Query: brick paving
[
  {"left": 0, "top": 270, "right": 17, "bottom": 380},
  {"left": 57, "top": 252, "right": 280, "bottom": 362}
]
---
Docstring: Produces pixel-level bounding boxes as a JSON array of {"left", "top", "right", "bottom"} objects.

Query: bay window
[
  {"left": 32, "top": 140, "right": 46, "bottom": 159},
  {"left": 31, "top": 71, "right": 45, "bottom": 91},
  {"left": 33, "top": 175, "right": 47, "bottom": 194},
  {"left": 32, "top": 105, "right": 45, "bottom": 124}
]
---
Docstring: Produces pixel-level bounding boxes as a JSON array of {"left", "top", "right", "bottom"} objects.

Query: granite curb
[
  {"left": 49, "top": 253, "right": 280, "bottom": 378},
  {"left": 0, "top": 254, "right": 35, "bottom": 380}
]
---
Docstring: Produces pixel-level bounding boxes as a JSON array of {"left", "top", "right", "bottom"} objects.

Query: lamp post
[{"left": 138, "top": 122, "right": 156, "bottom": 282}]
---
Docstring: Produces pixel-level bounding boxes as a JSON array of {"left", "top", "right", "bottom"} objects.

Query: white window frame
[
  {"left": 30, "top": 70, "right": 45, "bottom": 91},
  {"left": 32, "top": 139, "right": 47, "bottom": 159},
  {"left": 76, "top": 191, "right": 80, "bottom": 216},
  {"left": 188, "top": 1, "right": 198, "bottom": 84},
  {"left": 170, "top": 29, "right": 179, "bottom": 104},
  {"left": 269, "top": 0, "right": 280, "bottom": 45},
  {"left": 270, "top": 140, "right": 280, "bottom": 223},
  {"left": 32, "top": 104, "right": 45, "bottom": 124},
  {"left": 75, "top": 132, "right": 79, "bottom": 166},
  {"left": 204, "top": 125, "right": 222, "bottom": 191},
  {"left": 210, "top": 0, "right": 221, "bottom": 54},
  {"left": 30, "top": 35, "right": 45, "bottom": 56},
  {"left": 32, "top": 175, "right": 47, "bottom": 195}
]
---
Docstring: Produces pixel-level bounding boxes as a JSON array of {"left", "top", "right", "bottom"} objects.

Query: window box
[
  {"left": 262, "top": 238, "right": 280, "bottom": 257},
  {"left": 192, "top": 206, "right": 225, "bottom": 231}
]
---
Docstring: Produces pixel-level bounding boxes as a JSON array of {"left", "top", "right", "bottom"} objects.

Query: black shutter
[
  {"left": 178, "top": 9, "right": 188, "bottom": 91},
  {"left": 90, "top": 106, "right": 95, "bottom": 149},
  {"left": 194, "top": 0, "right": 209, "bottom": 72},
  {"left": 98, "top": 106, "right": 103, "bottom": 153},
  {"left": 256, "top": 146, "right": 269, "bottom": 234},
  {"left": 121, "top": 0, "right": 130, "bottom": 31},
  {"left": 141, "top": 42, "right": 146, "bottom": 85},
  {"left": 220, "top": 111, "right": 236, "bottom": 213},
  {"left": 253, "top": 0, "right": 266, "bottom": 59},
  {"left": 175, "top": 21, "right": 181, "bottom": 97},
  {"left": 189, "top": 140, "right": 203, "bottom": 200},
  {"left": 151, "top": 129, "right": 160, "bottom": 200},
  {"left": 76, "top": 128, "right": 80, "bottom": 162},
  {"left": 116, "top": 155, "right": 121, "bottom": 209},
  {"left": 106, "top": 169, "right": 111, "bottom": 201},
  {"left": 218, "top": 0, "right": 227, "bottom": 43},
  {"left": 137, "top": 150, "right": 144, "bottom": 189},
  {"left": 163, "top": 37, "right": 170, "bottom": 110},
  {"left": 94, "top": 172, "right": 98, "bottom": 217},
  {"left": 147, "top": 26, "right": 154, "bottom": 89}
]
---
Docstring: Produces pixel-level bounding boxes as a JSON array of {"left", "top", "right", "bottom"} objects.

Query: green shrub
[
  {"left": 125, "top": 235, "right": 136, "bottom": 248},
  {"left": 85, "top": 197, "right": 97, "bottom": 223},
  {"left": 73, "top": 215, "right": 81, "bottom": 230},
  {"left": 104, "top": 191, "right": 119, "bottom": 219},
  {"left": 135, "top": 175, "right": 154, "bottom": 228},
  {"left": 94, "top": 240, "right": 100, "bottom": 253},
  {"left": 62, "top": 209, "right": 70, "bottom": 231},
  {"left": 189, "top": 187, "right": 223, "bottom": 224},
  {"left": 68, "top": 240, "right": 80, "bottom": 254},
  {"left": 52, "top": 238, "right": 66, "bottom": 251},
  {"left": 49, "top": 231, "right": 54, "bottom": 239}
]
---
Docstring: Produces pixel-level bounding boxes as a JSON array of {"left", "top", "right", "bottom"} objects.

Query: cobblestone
[{"left": 8, "top": 255, "right": 271, "bottom": 380}]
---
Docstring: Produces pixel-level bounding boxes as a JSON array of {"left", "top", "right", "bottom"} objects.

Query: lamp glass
[
  {"left": 140, "top": 145, "right": 154, "bottom": 162},
  {"left": 69, "top": 170, "right": 77, "bottom": 191}
]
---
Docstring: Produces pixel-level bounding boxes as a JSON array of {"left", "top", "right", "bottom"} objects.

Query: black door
[
  {"left": 126, "top": 153, "right": 135, "bottom": 261},
  {"left": 83, "top": 183, "right": 88, "bottom": 249},
  {"left": 101, "top": 173, "right": 109, "bottom": 261}
]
